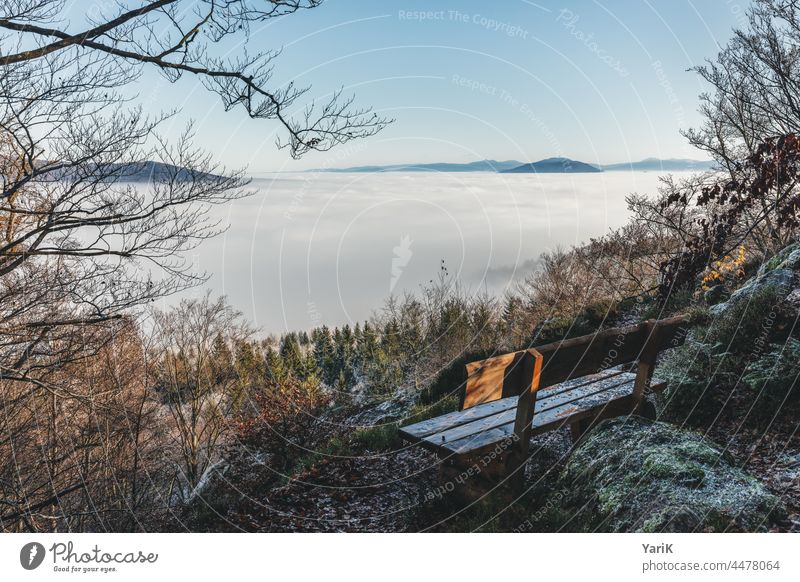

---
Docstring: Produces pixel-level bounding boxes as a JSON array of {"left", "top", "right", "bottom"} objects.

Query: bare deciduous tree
[
  {"left": 0, "top": 0, "right": 389, "bottom": 158},
  {"left": 679, "top": 0, "right": 800, "bottom": 256},
  {"left": 0, "top": 317, "right": 172, "bottom": 532},
  {"left": 0, "top": 0, "right": 387, "bottom": 531},
  {"left": 150, "top": 294, "right": 253, "bottom": 499}
]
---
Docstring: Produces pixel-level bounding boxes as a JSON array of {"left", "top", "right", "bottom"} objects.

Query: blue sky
[{"left": 140, "top": 0, "right": 749, "bottom": 172}]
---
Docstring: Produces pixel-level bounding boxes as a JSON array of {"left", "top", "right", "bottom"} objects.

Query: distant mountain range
[
  {"left": 501, "top": 157, "right": 602, "bottom": 173},
  {"left": 601, "top": 158, "right": 715, "bottom": 172},
  {"left": 309, "top": 157, "right": 714, "bottom": 174},
  {"left": 310, "top": 159, "right": 523, "bottom": 173}
]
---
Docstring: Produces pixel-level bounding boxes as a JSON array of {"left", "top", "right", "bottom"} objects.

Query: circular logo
[{"left": 20, "top": 542, "right": 46, "bottom": 570}]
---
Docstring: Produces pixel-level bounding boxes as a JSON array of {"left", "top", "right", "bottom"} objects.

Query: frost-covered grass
[{"left": 554, "top": 417, "right": 786, "bottom": 532}]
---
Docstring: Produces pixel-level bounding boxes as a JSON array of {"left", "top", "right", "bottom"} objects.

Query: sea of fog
[{"left": 187, "top": 171, "right": 683, "bottom": 333}]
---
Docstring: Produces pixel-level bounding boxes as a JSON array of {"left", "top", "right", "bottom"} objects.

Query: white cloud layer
[{"left": 192, "top": 171, "right": 676, "bottom": 332}]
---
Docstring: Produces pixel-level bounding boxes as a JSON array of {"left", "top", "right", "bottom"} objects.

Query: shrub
[
  {"left": 706, "top": 286, "right": 790, "bottom": 354},
  {"left": 361, "top": 354, "right": 404, "bottom": 396},
  {"left": 700, "top": 245, "right": 747, "bottom": 292},
  {"left": 352, "top": 424, "right": 400, "bottom": 451},
  {"left": 530, "top": 300, "right": 617, "bottom": 346},
  {"left": 741, "top": 339, "right": 800, "bottom": 424},
  {"left": 646, "top": 287, "right": 694, "bottom": 318},
  {"left": 287, "top": 436, "right": 352, "bottom": 479},
  {"left": 234, "top": 374, "right": 330, "bottom": 473},
  {"left": 656, "top": 340, "right": 737, "bottom": 425}
]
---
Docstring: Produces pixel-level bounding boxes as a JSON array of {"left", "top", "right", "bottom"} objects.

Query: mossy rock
[
  {"left": 551, "top": 417, "right": 785, "bottom": 532},
  {"left": 711, "top": 242, "right": 800, "bottom": 317},
  {"left": 759, "top": 242, "right": 800, "bottom": 274},
  {"left": 707, "top": 285, "right": 794, "bottom": 352},
  {"left": 710, "top": 268, "right": 794, "bottom": 317},
  {"left": 741, "top": 339, "right": 800, "bottom": 424}
]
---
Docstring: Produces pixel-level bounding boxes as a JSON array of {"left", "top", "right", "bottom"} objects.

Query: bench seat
[{"left": 400, "top": 368, "right": 666, "bottom": 457}]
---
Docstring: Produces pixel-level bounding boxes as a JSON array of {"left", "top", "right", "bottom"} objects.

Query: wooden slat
[
  {"left": 535, "top": 316, "right": 688, "bottom": 388},
  {"left": 536, "top": 368, "right": 626, "bottom": 402},
  {"left": 531, "top": 397, "right": 631, "bottom": 437},
  {"left": 400, "top": 371, "right": 667, "bottom": 446},
  {"left": 422, "top": 407, "right": 515, "bottom": 447},
  {"left": 400, "top": 397, "right": 517, "bottom": 441},
  {"left": 535, "top": 327, "right": 627, "bottom": 387},
  {"left": 534, "top": 380, "right": 635, "bottom": 426},
  {"left": 440, "top": 385, "right": 638, "bottom": 457},
  {"left": 445, "top": 425, "right": 516, "bottom": 455},
  {"left": 463, "top": 352, "right": 515, "bottom": 409},
  {"left": 535, "top": 374, "right": 634, "bottom": 414},
  {"left": 441, "top": 378, "right": 641, "bottom": 455},
  {"left": 531, "top": 378, "right": 666, "bottom": 435}
]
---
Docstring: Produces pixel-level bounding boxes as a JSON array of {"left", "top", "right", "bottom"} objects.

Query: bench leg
[
  {"left": 571, "top": 394, "right": 648, "bottom": 444},
  {"left": 632, "top": 397, "right": 657, "bottom": 420},
  {"left": 435, "top": 449, "right": 520, "bottom": 502},
  {"left": 504, "top": 451, "right": 528, "bottom": 495},
  {"left": 569, "top": 418, "right": 592, "bottom": 444}
]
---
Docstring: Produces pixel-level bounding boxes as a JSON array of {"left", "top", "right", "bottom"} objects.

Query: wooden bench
[{"left": 399, "top": 316, "right": 689, "bottom": 496}]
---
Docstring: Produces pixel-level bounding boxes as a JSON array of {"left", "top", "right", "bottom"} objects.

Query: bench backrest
[
  {"left": 463, "top": 349, "right": 541, "bottom": 410},
  {"left": 461, "top": 315, "right": 689, "bottom": 410}
]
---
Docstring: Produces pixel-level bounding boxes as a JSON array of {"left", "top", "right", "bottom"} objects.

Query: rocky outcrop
[
  {"left": 710, "top": 243, "right": 800, "bottom": 316},
  {"left": 710, "top": 268, "right": 795, "bottom": 316},
  {"left": 552, "top": 417, "right": 785, "bottom": 532},
  {"left": 760, "top": 242, "right": 800, "bottom": 273}
]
